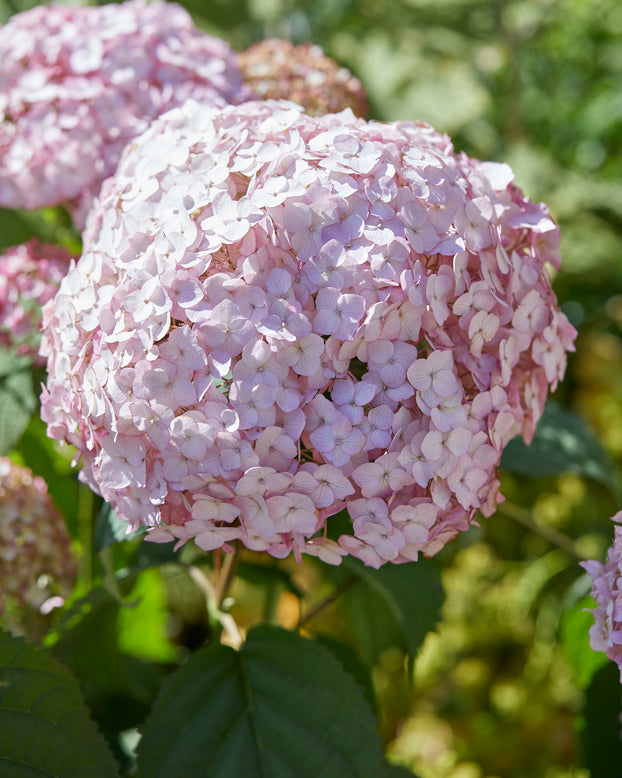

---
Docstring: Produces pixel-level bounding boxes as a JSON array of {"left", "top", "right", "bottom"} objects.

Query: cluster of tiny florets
[
  {"left": 41, "top": 99, "right": 576, "bottom": 568},
  {"left": 0, "top": 239, "right": 73, "bottom": 363},
  {"left": 582, "top": 513, "right": 622, "bottom": 679},
  {"left": 0, "top": 0, "right": 252, "bottom": 225},
  {"left": 0, "top": 457, "right": 76, "bottom": 613},
  {"left": 238, "top": 39, "right": 368, "bottom": 118}
]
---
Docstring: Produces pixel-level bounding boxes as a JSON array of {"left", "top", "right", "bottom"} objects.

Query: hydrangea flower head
[
  {"left": 0, "top": 239, "right": 73, "bottom": 363},
  {"left": 0, "top": 0, "right": 252, "bottom": 225},
  {"left": 41, "top": 99, "right": 576, "bottom": 567},
  {"left": 0, "top": 458, "right": 76, "bottom": 614},
  {"left": 582, "top": 513, "right": 622, "bottom": 679},
  {"left": 238, "top": 39, "right": 368, "bottom": 117}
]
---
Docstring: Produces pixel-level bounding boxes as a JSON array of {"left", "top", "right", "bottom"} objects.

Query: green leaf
[
  {"left": 136, "top": 624, "right": 384, "bottom": 778},
  {"left": 500, "top": 401, "right": 621, "bottom": 497},
  {"left": 560, "top": 594, "right": 608, "bottom": 689},
  {"left": 330, "top": 557, "right": 444, "bottom": 666},
  {"left": 51, "top": 587, "right": 167, "bottom": 735},
  {"left": 0, "top": 629, "right": 121, "bottom": 778},
  {"left": 94, "top": 501, "right": 143, "bottom": 552},
  {"left": 0, "top": 208, "right": 37, "bottom": 249},
  {"left": 314, "top": 633, "right": 378, "bottom": 716},
  {"left": 582, "top": 662, "right": 622, "bottom": 777},
  {"left": 0, "top": 348, "right": 37, "bottom": 455},
  {"left": 117, "top": 568, "right": 181, "bottom": 664}
]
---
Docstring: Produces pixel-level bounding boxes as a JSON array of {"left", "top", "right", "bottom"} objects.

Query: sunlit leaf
[
  {"left": 136, "top": 624, "right": 384, "bottom": 778},
  {"left": 0, "top": 629, "right": 121, "bottom": 778},
  {"left": 560, "top": 594, "right": 608, "bottom": 689},
  {"left": 117, "top": 568, "right": 180, "bottom": 664}
]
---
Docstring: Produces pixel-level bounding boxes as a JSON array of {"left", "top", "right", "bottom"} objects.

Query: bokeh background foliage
[{"left": 0, "top": 0, "right": 621, "bottom": 776}]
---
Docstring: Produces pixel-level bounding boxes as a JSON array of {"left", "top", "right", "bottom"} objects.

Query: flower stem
[
  {"left": 187, "top": 554, "right": 243, "bottom": 649},
  {"left": 215, "top": 545, "right": 241, "bottom": 609}
]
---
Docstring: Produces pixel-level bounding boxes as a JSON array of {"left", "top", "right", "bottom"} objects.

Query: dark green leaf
[
  {"left": 582, "top": 662, "right": 622, "bottom": 777},
  {"left": 0, "top": 348, "right": 37, "bottom": 455},
  {"left": 314, "top": 633, "right": 378, "bottom": 716},
  {"left": 330, "top": 557, "right": 444, "bottom": 666},
  {"left": 0, "top": 629, "right": 121, "bottom": 778},
  {"left": 129, "top": 536, "right": 179, "bottom": 570},
  {"left": 94, "top": 501, "right": 144, "bottom": 552},
  {"left": 500, "top": 401, "right": 621, "bottom": 497},
  {"left": 51, "top": 587, "right": 167, "bottom": 735},
  {"left": 136, "top": 624, "right": 384, "bottom": 778}
]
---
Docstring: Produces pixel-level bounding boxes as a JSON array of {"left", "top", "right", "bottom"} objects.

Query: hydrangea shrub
[
  {"left": 41, "top": 99, "right": 576, "bottom": 568},
  {"left": 238, "top": 39, "right": 368, "bottom": 117},
  {"left": 0, "top": 0, "right": 252, "bottom": 225},
  {"left": 0, "top": 457, "right": 76, "bottom": 614},
  {"left": 0, "top": 239, "right": 73, "bottom": 363}
]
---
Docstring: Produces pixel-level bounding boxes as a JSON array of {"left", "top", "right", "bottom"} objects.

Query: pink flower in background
[
  {"left": 0, "top": 239, "right": 73, "bottom": 363},
  {"left": 41, "top": 99, "right": 575, "bottom": 567},
  {"left": 0, "top": 0, "right": 252, "bottom": 225},
  {"left": 237, "top": 38, "right": 368, "bottom": 118},
  {"left": 0, "top": 457, "right": 76, "bottom": 615},
  {"left": 582, "top": 513, "right": 622, "bottom": 679}
]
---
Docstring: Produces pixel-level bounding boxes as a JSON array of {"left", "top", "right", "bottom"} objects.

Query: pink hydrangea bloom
[
  {"left": 41, "top": 99, "right": 576, "bottom": 567},
  {"left": 0, "top": 457, "right": 76, "bottom": 614},
  {"left": 238, "top": 39, "right": 368, "bottom": 117},
  {"left": 0, "top": 239, "right": 73, "bottom": 363},
  {"left": 582, "top": 512, "right": 622, "bottom": 679},
  {"left": 0, "top": 0, "right": 252, "bottom": 225}
]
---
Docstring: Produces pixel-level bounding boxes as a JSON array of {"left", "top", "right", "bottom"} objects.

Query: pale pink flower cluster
[
  {"left": 0, "top": 239, "right": 73, "bottom": 363},
  {"left": 582, "top": 513, "right": 622, "bottom": 679},
  {"left": 238, "top": 39, "right": 368, "bottom": 118},
  {"left": 41, "top": 99, "right": 576, "bottom": 568},
  {"left": 0, "top": 0, "right": 252, "bottom": 225},
  {"left": 0, "top": 457, "right": 76, "bottom": 613}
]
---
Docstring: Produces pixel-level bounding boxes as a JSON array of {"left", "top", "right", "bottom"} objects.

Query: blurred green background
[{"left": 2, "top": 0, "right": 622, "bottom": 776}]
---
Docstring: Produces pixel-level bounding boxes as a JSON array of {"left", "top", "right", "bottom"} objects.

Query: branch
[
  {"left": 498, "top": 500, "right": 584, "bottom": 560},
  {"left": 297, "top": 576, "right": 358, "bottom": 629}
]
